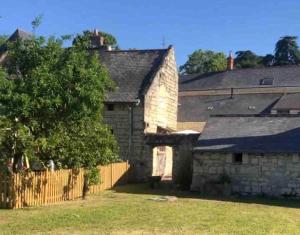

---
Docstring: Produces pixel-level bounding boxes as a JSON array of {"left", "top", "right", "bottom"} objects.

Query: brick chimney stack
[
  {"left": 91, "top": 29, "right": 105, "bottom": 48},
  {"left": 227, "top": 51, "right": 234, "bottom": 70}
]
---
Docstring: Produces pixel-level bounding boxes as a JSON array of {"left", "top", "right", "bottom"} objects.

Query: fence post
[
  {"left": 8, "top": 173, "right": 14, "bottom": 209},
  {"left": 111, "top": 164, "right": 113, "bottom": 188},
  {"left": 126, "top": 160, "right": 129, "bottom": 184}
]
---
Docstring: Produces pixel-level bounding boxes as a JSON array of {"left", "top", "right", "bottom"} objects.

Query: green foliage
[
  {"left": 0, "top": 35, "right": 8, "bottom": 46},
  {"left": 85, "top": 167, "right": 101, "bottom": 186},
  {"left": 180, "top": 50, "right": 227, "bottom": 74},
  {"left": 261, "top": 54, "right": 275, "bottom": 67},
  {"left": 31, "top": 14, "right": 43, "bottom": 33},
  {"left": 274, "top": 36, "right": 300, "bottom": 65},
  {"left": 234, "top": 50, "right": 263, "bottom": 68},
  {"left": 100, "top": 32, "right": 117, "bottom": 46},
  {"left": 73, "top": 30, "right": 118, "bottom": 48},
  {"left": 0, "top": 32, "right": 119, "bottom": 172}
]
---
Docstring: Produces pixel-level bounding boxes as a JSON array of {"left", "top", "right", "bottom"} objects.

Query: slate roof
[
  {"left": 178, "top": 93, "right": 282, "bottom": 122},
  {"left": 179, "top": 66, "right": 300, "bottom": 91},
  {"left": 0, "top": 29, "right": 32, "bottom": 53},
  {"left": 272, "top": 93, "right": 300, "bottom": 110},
  {"left": 95, "top": 48, "right": 170, "bottom": 102},
  {"left": 195, "top": 116, "right": 300, "bottom": 153}
]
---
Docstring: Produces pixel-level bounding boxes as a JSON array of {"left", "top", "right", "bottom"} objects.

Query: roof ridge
[
  {"left": 181, "top": 64, "right": 300, "bottom": 78},
  {"left": 91, "top": 46, "right": 172, "bottom": 53}
]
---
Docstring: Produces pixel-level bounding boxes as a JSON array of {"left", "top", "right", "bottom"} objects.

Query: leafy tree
[
  {"left": 73, "top": 30, "right": 118, "bottom": 49},
  {"left": 261, "top": 54, "right": 275, "bottom": 67},
  {"left": 0, "top": 33, "right": 119, "bottom": 183},
  {"left": 0, "top": 35, "right": 8, "bottom": 46},
  {"left": 274, "top": 36, "right": 300, "bottom": 65},
  {"left": 179, "top": 50, "right": 227, "bottom": 74},
  {"left": 234, "top": 50, "right": 262, "bottom": 68},
  {"left": 31, "top": 14, "right": 43, "bottom": 33}
]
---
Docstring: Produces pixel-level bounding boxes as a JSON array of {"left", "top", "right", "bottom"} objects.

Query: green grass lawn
[{"left": 1, "top": 184, "right": 300, "bottom": 235}]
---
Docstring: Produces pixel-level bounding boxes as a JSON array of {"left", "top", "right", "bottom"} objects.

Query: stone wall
[
  {"left": 177, "top": 121, "right": 206, "bottom": 132},
  {"left": 103, "top": 104, "right": 144, "bottom": 161},
  {"left": 104, "top": 103, "right": 150, "bottom": 181},
  {"left": 172, "top": 141, "right": 194, "bottom": 189},
  {"left": 191, "top": 152, "right": 300, "bottom": 197},
  {"left": 144, "top": 47, "right": 178, "bottom": 133}
]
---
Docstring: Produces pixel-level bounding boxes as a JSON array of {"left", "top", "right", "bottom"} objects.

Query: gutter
[{"left": 127, "top": 99, "right": 140, "bottom": 160}]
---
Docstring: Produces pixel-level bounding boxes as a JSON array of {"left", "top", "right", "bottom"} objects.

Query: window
[
  {"left": 106, "top": 104, "right": 115, "bottom": 111},
  {"left": 260, "top": 78, "right": 274, "bottom": 85},
  {"left": 277, "top": 109, "right": 290, "bottom": 114},
  {"left": 233, "top": 153, "right": 243, "bottom": 164},
  {"left": 248, "top": 106, "right": 256, "bottom": 110},
  {"left": 207, "top": 106, "right": 214, "bottom": 110},
  {"left": 110, "top": 128, "right": 114, "bottom": 135}
]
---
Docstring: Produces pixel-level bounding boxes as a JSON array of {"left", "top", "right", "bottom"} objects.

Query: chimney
[
  {"left": 106, "top": 45, "right": 112, "bottom": 51},
  {"left": 227, "top": 51, "right": 234, "bottom": 70},
  {"left": 91, "top": 28, "right": 104, "bottom": 48}
]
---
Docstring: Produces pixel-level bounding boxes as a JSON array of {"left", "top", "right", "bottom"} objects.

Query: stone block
[
  {"left": 226, "top": 155, "right": 232, "bottom": 163},
  {"left": 292, "top": 155, "right": 299, "bottom": 163}
]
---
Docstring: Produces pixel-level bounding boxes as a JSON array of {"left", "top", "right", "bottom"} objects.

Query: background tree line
[{"left": 180, "top": 36, "right": 300, "bottom": 75}]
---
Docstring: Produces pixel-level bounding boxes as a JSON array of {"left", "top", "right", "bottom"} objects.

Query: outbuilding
[{"left": 191, "top": 116, "right": 300, "bottom": 197}]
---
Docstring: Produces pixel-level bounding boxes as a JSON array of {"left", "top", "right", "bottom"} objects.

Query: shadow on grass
[{"left": 113, "top": 182, "right": 300, "bottom": 209}]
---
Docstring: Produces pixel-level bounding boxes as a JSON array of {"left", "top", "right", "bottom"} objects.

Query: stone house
[
  {"left": 191, "top": 116, "right": 300, "bottom": 197},
  {"left": 89, "top": 31, "right": 179, "bottom": 181}
]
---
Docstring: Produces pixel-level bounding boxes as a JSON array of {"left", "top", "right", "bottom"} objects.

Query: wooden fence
[{"left": 0, "top": 162, "right": 129, "bottom": 209}]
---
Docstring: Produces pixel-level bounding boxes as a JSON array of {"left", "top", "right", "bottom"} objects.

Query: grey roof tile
[
  {"left": 272, "top": 93, "right": 300, "bottom": 110},
  {"left": 180, "top": 66, "right": 300, "bottom": 91},
  {"left": 178, "top": 93, "right": 282, "bottom": 122},
  {"left": 94, "top": 48, "right": 169, "bottom": 102},
  {"left": 195, "top": 116, "right": 300, "bottom": 153}
]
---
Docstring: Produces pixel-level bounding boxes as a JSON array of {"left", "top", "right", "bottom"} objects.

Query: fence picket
[{"left": 0, "top": 162, "right": 129, "bottom": 209}]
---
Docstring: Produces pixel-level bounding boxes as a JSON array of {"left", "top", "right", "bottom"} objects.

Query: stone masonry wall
[
  {"left": 172, "top": 142, "right": 194, "bottom": 189},
  {"left": 191, "top": 152, "right": 300, "bottom": 197},
  {"left": 103, "top": 104, "right": 144, "bottom": 161},
  {"left": 144, "top": 47, "right": 178, "bottom": 133}
]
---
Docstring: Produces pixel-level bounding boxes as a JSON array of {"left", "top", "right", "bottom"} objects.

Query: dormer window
[
  {"left": 260, "top": 78, "right": 274, "bottom": 85},
  {"left": 248, "top": 106, "right": 256, "bottom": 110}
]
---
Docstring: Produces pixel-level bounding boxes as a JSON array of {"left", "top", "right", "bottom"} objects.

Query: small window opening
[
  {"left": 248, "top": 105, "right": 256, "bottom": 110},
  {"left": 233, "top": 153, "right": 243, "bottom": 164},
  {"left": 106, "top": 104, "right": 115, "bottom": 111},
  {"left": 260, "top": 78, "right": 274, "bottom": 85},
  {"left": 277, "top": 109, "right": 290, "bottom": 114},
  {"left": 110, "top": 128, "right": 114, "bottom": 135}
]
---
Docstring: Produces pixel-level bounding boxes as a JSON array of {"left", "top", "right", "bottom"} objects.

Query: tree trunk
[{"left": 82, "top": 174, "right": 89, "bottom": 200}]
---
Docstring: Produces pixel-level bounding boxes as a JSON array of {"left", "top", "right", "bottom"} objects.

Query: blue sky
[{"left": 1, "top": 0, "right": 300, "bottom": 66}]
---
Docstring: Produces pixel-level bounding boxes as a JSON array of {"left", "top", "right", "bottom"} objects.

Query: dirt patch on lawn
[{"left": 0, "top": 215, "right": 9, "bottom": 224}]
